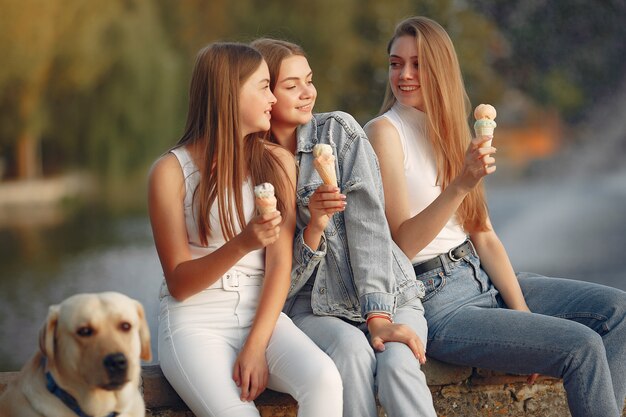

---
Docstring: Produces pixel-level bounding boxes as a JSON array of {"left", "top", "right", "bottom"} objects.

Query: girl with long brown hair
[
  {"left": 148, "top": 42, "right": 342, "bottom": 417},
  {"left": 252, "top": 37, "right": 437, "bottom": 417},
  {"left": 365, "top": 16, "right": 626, "bottom": 417}
]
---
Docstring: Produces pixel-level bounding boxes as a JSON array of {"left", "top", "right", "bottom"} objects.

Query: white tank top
[
  {"left": 171, "top": 146, "right": 264, "bottom": 276},
  {"left": 381, "top": 102, "right": 466, "bottom": 264}
]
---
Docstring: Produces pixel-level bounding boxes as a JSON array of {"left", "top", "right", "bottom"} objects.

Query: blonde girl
[{"left": 366, "top": 16, "right": 626, "bottom": 417}]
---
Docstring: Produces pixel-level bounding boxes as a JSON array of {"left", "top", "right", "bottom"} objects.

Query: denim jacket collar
[{"left": 296, "top": 121, "right": 320, "bottom": 154}]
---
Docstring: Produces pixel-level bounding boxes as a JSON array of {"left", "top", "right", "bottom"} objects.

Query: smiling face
[
  {"left": 388, "top": 35, "right": 425, "bottom": 112},
  {"left": 239, "top": 60, "right": 277, "bottom": 136},
  {"left": 270, "top": 55, "right": 317, "bottom": 133}
]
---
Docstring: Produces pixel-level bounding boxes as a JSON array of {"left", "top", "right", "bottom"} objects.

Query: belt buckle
[
  {"left": 447, "top": 247, "right": 462, "bottom": 262},
  {"left": 223, "top": 272, "right": 240, "bottom": 291}
]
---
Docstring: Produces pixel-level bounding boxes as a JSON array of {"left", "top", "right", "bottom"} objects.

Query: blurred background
[{"left": 1, "top": 0, "right": 625, "bottom": 371}]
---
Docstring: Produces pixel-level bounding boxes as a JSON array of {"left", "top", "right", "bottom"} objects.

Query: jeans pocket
[
  {"left": 417, "top": 271, "right": 446, "bottom": 302},
  {"left": 465, "top": 255, "right": 489, "bottom": 293}
]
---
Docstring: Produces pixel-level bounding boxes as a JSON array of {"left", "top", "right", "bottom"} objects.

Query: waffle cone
[
  {"left": 314, "top": 159, "right": 337, "bottom": 186},
  {"left": 475, "top": 126, "right": 495, "bottom": 137},
  {"left": 255, "top": 197, "right": 277, "bottom": 215}
]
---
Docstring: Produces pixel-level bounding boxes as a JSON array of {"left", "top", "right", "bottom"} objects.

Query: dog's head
[{"left": 39, "top": 292, "right": 152, "bottom": 392}]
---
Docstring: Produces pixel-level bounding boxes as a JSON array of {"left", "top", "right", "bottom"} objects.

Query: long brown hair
[
  {"left": 176, "top": 42, "right": 291, "bottom": 244},
  {"left": 250, "top": 38, "right": 306, "bottom": 144},
  {"left": 380, "top": 17, "right": 488, "bottom": 232}
]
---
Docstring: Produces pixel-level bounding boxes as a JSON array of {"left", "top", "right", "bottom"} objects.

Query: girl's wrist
[
  {"left": 307, "top": 216, "right": 328, "bottom": 235},
  {"left": 230, "top": 233, "right": 252, "bottom": 256},
  {"left": 449, "top": 177, "right": 472, "bottom": 196},
  {"left": 366, "top": 313, "right": 393, "bottom": 326}
]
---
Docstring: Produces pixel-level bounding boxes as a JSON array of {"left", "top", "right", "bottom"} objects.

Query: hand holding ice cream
[
  {"left": 473, "top": 104, "right": 497, "bottom": 147},
  {"left": 313, "top": 144, "right": 338, "bottom": 187},
  {"left": 254, "top": 182, "right": 277, "bottom": 215}
]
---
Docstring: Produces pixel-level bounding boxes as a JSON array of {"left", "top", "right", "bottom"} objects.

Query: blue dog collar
[{"left": 46, "top": 371, "right": 119, "bottom": 417}]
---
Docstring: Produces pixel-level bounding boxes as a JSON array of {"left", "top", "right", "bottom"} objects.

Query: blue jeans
[
  {"left": 287, "top": 280, "right": 437, "bottom": 417},
  {"left": 418, "top": 252, "right": 626, "bottom": 417}
]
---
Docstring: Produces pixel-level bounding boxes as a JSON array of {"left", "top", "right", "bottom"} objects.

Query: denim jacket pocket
[
  {"left": 416, "top": 271, "right": 446, "bottom": 302},
  {"left": 342, "top": 177, "right": 364, "bottom": 194}
]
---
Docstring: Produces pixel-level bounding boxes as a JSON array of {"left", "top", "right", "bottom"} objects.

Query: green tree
[
  {"left": 0, "top": 0, "right": 181, "bottom": 182},
  {"left": 0, "top": 0, "right": 61, "bottom": 178},
  {"left": 472, "top": 0, "right": 626, "bottom": 121}
]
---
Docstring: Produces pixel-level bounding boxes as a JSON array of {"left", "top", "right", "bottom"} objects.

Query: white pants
[{"left": 158, "top": 276, "right": 343, "bottom": 417}]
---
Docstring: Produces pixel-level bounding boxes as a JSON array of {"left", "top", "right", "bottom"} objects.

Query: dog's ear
[
  {"left": 135, "top": 300, "right": 152, "bottom": 362},
  {"left": 39, "top": 304, "right": 60, "bottom": 361}
]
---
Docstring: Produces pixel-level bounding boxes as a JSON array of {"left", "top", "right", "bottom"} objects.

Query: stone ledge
[
  {"left": 3, "top": 363, "right": 625, "bottom": 417},
  {"left": 140, "top": 360, "right": 473, "bottom": 412}
]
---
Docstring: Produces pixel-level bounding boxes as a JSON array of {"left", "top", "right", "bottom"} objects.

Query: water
[
  {"left": 1, "top": 170, "right": 625, "bottom": 372},
  {"left": 488, "top": 169, "right": 626, "bottom": 290},
  {"left": 0, "top": 208, "right": 162, "bottom": 371}
]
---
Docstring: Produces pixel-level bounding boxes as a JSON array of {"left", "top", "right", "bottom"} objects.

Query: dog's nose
[{"left": 103, "top": 353, "right": 128, "bottom": 378}]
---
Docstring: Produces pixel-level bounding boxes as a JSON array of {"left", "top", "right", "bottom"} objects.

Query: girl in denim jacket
[
  {"left": 148, "top": 42, "right": 342, "bottom": 417},
  {"left": 252, "top": 38, "right": 438, "bottom": 417},
  {"left": 366, "top": 16, "right": 626, "bottom": 417}
]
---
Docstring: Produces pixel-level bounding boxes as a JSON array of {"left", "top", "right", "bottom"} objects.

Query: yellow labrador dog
[{"left": 0, "top": 292, "right": 152, "bottom": 417}]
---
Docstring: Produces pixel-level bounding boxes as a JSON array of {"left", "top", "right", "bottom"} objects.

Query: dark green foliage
[{"left": 0, "top": 0, "right": 623, "bottom": 186}]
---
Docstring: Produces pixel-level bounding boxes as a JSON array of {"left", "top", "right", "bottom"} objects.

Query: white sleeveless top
[
  {"left": 381, "top": 102, "right": 467, "bottom": 264},
  {"left": 171, "top": 146, "right": 264, "bottom": 276}
]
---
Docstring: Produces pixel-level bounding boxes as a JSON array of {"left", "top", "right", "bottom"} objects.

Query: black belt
[{"left": 413, "top": 240, "right": 474, "bottom": 276}]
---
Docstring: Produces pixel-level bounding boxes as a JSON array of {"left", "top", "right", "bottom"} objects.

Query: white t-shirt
[
  {"left": 171, "top": 146, "right": 264, "bottom": 276},
  {"left": 379, "top": 102, "right": 467, "bottom": 264}
]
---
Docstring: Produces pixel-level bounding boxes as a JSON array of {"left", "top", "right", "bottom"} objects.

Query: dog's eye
[
  {"left": 120, "top": 322, "right": 132, "bottom": 332},
  {"left": 76, "top": 326, "right": 94, "bottom": 337}
]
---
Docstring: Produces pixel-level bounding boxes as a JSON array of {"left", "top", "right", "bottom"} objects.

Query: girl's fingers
[
  {"left": 240, "top": 371, "right": 250, "bottom": 401},
  {"left": 482, "top": 156, "right": 496, "bottom": 165},
  {"left": 232, "top": 362, "right": 241, "bottom": 386},
  {"left": 472, "top": 135, "right": 493, "bottom": 148}
]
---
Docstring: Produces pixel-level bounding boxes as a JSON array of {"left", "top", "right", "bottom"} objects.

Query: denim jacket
[{"left": 284, "top": 111, "right": 425, "bottom": 322}]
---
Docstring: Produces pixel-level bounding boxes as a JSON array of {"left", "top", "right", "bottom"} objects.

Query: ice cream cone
[
  {"left": 312, "top": 144, "right": 337, "bottom": 186},
  {"left": 473, "top": 104, "right": 497, "bottom": 147},
  {"left": 254, "top": 183, "right": 277, "bottom": 215}
]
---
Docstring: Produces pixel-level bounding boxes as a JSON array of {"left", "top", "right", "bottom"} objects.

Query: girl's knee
[
  {"left": 605, "top": 290, "right": 626, "bottom": 322},
  {"left": 327, "top": 335, "right": 375, "bottom": 369},
  {"left": 377, "top": 343, "right": 423, "bottom": 379},
  {"left": 312, "top": 359, "right": 343, "bottom": 393},
  {"left": 570, "top": 330, "right": 605, "bottom": 360}
]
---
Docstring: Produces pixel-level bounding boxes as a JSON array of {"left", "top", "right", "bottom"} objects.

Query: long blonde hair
[
  {"left": 380, "top": 16, "right": 488, "bottom": 232},
  {"left": 176, "top": 42, "right": 290, "bottom": 244}
]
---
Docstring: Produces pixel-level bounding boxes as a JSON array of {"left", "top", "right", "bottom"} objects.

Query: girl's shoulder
[
  {"left": 364, "top": 115, "right": 400, "bottom": 146},
  {"left": 149, "top": 152, "right": 181, "bottom": 180},
  {"left": 311, "top": 111, "right": 367, "bottom": 145},
  {"left": 147, "top": 151, "right": 186, "bottom": 203},
  {"left": 314, "top": 110, "right": 359, "bottom": 129},
  {"left": 364, "top": 113, "right": 394, "bottom": 131}
]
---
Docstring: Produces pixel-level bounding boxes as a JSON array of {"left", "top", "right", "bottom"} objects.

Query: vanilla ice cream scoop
[
  {"left": 473, "top": 104, "right": 497, "bottom": 146},
  {"left": 254, "top": 182, "right": 277, "bottom": 214},
  {"left": 313, "top": 144, "right": 333, "bottom": 158},
  {"left": 474, "top": 104, "right": 497, "bottom": 121}
]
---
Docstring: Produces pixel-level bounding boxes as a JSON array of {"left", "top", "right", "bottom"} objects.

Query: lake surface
[{"left": 1, "top": 170, "right": 625, "bottom": 371}]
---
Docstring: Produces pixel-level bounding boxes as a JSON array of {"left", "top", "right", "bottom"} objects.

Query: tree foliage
[
  {"left": 0, "top": 0, "right": 622, "bottom": 184},
  {"left": 472, "top": 0, "right": 626, "bottom": 120}
]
